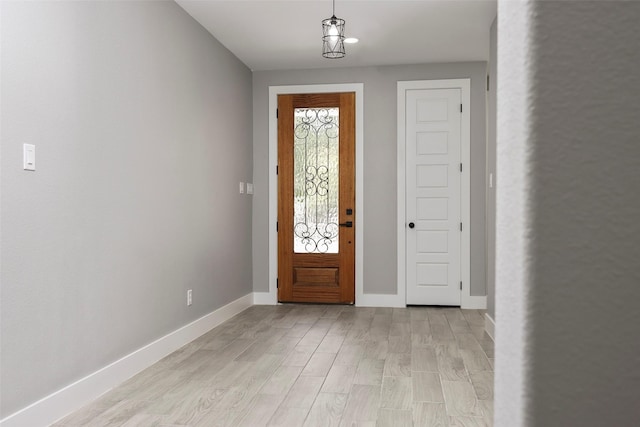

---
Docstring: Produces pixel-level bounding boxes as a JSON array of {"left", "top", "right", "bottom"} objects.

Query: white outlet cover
[
  {"left": 23, "top": 144, "right": 36, "bottom": 171},
  {"left": 247, "top": 183, "right": 254, "bottom": 195},
  {"left": 239, "top": 182, "right": 245, "bottom": 194}
]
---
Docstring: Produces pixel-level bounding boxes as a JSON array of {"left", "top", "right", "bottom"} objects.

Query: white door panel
[{"left": 406, "top": 88, "right": 461, "bottom": 305}]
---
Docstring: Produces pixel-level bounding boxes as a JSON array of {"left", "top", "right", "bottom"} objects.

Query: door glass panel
[{"left": 293, "top": 107, "right": 339, "bottom": 253}]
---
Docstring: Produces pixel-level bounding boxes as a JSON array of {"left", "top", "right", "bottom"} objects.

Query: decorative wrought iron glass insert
[{"left": 293, "top": 107, "right": 340, "bottom": 253}]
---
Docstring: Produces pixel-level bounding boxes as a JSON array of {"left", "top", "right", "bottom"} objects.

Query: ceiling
[{"left": 175, "top": 0, "right": 497, "bottom": 71}]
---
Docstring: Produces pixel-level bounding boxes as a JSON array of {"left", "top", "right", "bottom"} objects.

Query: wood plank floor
[{"left": 54, "top": 305, "right": 494, "bottom": 427}]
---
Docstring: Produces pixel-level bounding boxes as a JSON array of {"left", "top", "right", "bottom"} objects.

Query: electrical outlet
[{"left": 187, "top": 289, "right": 193, "bottom": 306}]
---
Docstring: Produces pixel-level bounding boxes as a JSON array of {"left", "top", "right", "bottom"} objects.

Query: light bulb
[{"left": 328, "top": 22, "right": 339, "bottom": 44}]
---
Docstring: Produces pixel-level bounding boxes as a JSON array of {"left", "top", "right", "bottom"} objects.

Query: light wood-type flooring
[{"left": 54, "top": 305, "right": 494, "bottom": 426}]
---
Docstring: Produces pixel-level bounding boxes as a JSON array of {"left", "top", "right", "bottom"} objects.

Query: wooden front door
[{"left": 278, "top": 92, "right": 355, "bottom": 304}]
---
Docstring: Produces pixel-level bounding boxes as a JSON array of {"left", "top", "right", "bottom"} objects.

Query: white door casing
[
  {"left": 261, "top": 84, "right": 372, "bottom": 306},
  {"left": 398, "top": 79, "right": 477, "bottom": 308},
  {"left": 406, "top": 88, "right": 462, "bottom": 305}
]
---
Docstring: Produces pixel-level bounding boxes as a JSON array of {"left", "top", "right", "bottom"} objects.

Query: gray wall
[
  {"left": 253, "top": 63, "right": 487, "bottom": 296},
  {"left": 495, "top": 1, "right": 640, "bottom": 425},
  {"left": 0, "top": 1, "right": 252, "bottom": 417},
  {"left": 486, "top": 18, "right": 497, "bottom": 320}
]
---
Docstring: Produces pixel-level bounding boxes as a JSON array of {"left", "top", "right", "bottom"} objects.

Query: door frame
[
  {"left": 397, "top": 79, "right": 478, "bottom": 309},
  {"left": 260, "top": 83, "right": 364, "bottom": 306}
]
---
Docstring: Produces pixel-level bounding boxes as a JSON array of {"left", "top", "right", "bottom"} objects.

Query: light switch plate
[
  {"left": 23, "top": 144, "right": 36, "bottom": 171},
  {"left": 239, "top": 182, "right": 245, "bottom": 194},
  {"left": 246, "top": 183, "right": 253, "bottom": 195}
]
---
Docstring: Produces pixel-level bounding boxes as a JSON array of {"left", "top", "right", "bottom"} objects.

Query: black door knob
[{"left": 408, "top": 222, "right": 415, "bottom": 229}]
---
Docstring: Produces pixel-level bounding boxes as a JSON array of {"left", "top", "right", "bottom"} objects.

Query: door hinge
[
  {"left": 460, "top": 163, "right": 463, "bottom": 172},
  {"left": 277, "top": 278, "right": 279, "bottom": 288},
  {"left": 276, "top": 165, "right": 279, "bottom": 175},
  {"left": 487, "top": 75, "right": 490, "bottom": 91},
  {"left": 460, "top": 281, "right": 463, "bottom": 290},
  {"left": 276, "top": 108, "right": 279, "bottom": 118},
  {"left": 276, "top": 221, "right": 279, "bottom": 232},
  {"left": 460, "top": 222, "right": 463, "bottom": 231},
  {"left": 460, "top": 104, "right": 463, "bottom": 113}
]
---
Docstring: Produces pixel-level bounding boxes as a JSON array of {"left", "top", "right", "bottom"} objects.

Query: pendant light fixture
[{"left": 322, "top": 0, "right": 345, "bottom": 59}]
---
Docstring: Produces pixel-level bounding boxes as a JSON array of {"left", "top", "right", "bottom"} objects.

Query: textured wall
[
  {"left": 0, "top": 1, "right": 252, "bottom": 417},
  {"left": 253, "top": 63, "right": 488, "bottom": 297},
  {"left": 495, "top": 1, "right": 640, "bottom": 426}
]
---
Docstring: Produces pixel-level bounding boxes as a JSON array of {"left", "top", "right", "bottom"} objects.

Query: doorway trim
[
  {"left": 397, "top": 79, "right": 480, "bottom": 309},
  {"left": 258, "top": 83, "right": 364, "bottom": 306}
]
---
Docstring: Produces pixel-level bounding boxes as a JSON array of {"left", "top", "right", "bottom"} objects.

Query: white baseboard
[
  {"left": 0, "top": 293, "right": 253, "bottom": 427},
  {"left": 356, "top": 293, "right": 405, "bottom": 308},
  {"left": 485, "top": 313, "right": 496, "bottom": 341},
  {"left": 253, "top": 291, "right": 276, "bottom": 305},
  {"left": 461, "top": 295, "right": 487, "bottom": 310}
]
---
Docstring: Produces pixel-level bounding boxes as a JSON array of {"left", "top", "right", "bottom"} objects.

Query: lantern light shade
[{"left": 322, "top": 15, "right": 345, "bottom": 59}]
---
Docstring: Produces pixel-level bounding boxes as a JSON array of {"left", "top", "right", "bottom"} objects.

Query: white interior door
[{"left": 406, "top": 88, "right": 462, "bottom": 305}]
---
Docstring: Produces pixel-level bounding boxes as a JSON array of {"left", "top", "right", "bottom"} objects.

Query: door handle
[
  {"left": 408, "top": 222, "right": 415, "bottom": 229},
  {"left": 339, "top": 221, "right": 353, "bottom": 228}
]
